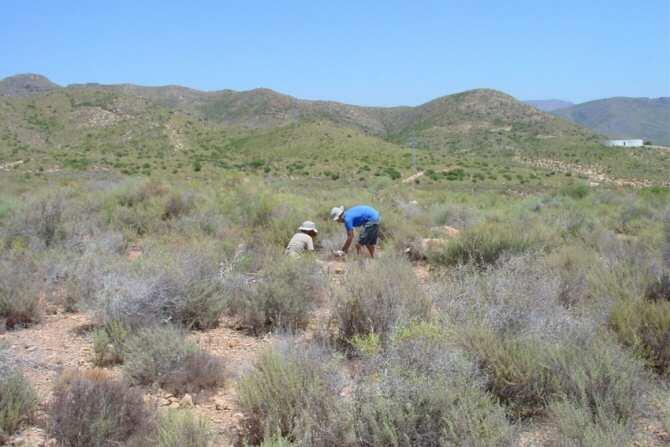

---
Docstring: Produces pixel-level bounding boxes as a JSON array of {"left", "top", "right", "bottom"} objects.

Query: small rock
[
  {"left": 215, "top": 399, "right": 229, "bottom": 411},
  {"left": 25, "top": 346, "right": 37, "bottom": 352},
  {"left": 180, "top": 393, "right": 194, "bottom": 408}
]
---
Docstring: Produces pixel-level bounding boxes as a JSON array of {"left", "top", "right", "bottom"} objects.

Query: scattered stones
[{"left": 180, "top": 393, "right": 194, "bottom": 408}]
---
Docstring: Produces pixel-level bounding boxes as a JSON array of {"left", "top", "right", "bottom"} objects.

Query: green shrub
[
  {"left": 464, "top": 326, "right": 643, "bottom": 425},
  {"left": 331, "top": 255, "right": 431, "bottom": 352},
  {"left": 95, "top": 248, "right": 225, "bottom": 331},
  {"left": 48, "top": 369, "right": 154, "bottom": 446},
  {"left": 158, "top": 409, "right": 214, "bottom": 447},
  {"left": 224, "top": 257, "right": 324, "bottom": 334},
  {"left": 462, "top": 328, "right": 551, "bottom": 417},
  {"left": 560, "top": 182, "right": 590, "bottom": 200},
  {"left": 4, "top": 192, "right": 67, "bottom": 249},
  {"left": 354, "top": 322, "right": 513, "bottom": 447},
  {"left": 549, "top": 337, "right": 642, "bottom": 426},
  {"left": 92, "top": 320, "right": 129, "bottom": 367},
  {"left": 0, "top": 366, "right": 37, "bottom": 435},
  {"left": 162, "top": 191, "right": 195, "bottom": 221},
  {"left": 259, "top": 434, "right": 294, "bottom": 446},
  {"left": 238, "top": 342, "right": 350, "bottom": 446},
  {"left": 123, "top": 326, "right": 224, "bottom": 394},
  {"left": 0, "top": 253, "right": 40, "bottom": 329},
  {"left": 609, "top": 298, "right": 670, "bottom": 376},
  {"left": 428, "top": 220, "right": 550, "bottom": 266},
  {"left": 429, "top": 202, "right": 480, "bottom": 228},
  {"left": 549, "top": 400, "right": 631, "bottom": 447}
]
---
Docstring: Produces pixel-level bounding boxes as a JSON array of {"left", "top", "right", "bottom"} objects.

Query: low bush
[
  {"left": 560, "top": 182, "right": 590, "bottom": 200},
  {"left": 92, "top": 320, "right": 129, "bottom": 367},
  {"left": 331, "top": 255, "right": 431, "bottom": 351},
  {"left": 259, "top": 434, "right": 294, "bottom": 447},
  {"left": 549, "top": 400, "right": 631, "bottom": 447},
  {"left": 546, "top": 245, "right": 598, "bottom": 307},
  {"left": 0, "top": 253, "right": 41, "bottom": 329},
  {"left": 162, "top": 191, "right": 195, "bottom": 221},
  {"left": 157, "top": 409, "right": 214, "bottom": 447},
  {"left": 48, "top": 369, "right": 154, "bottom": 446},
  {"left": 463, "top": 326, "right": 643, "bottom": 425},
  {"left": 123, "top": 325, "right": 224, "bottom": 394},
  {"left": 462, "top": 328, "right": 551, "bottom": 417},
  {"left": 3, "top": 192, "right": 67, "bottom": 249},
  {"left": 0, "top": 351, "right": 37, "bottom": 435},
  {"left": 95, "top": 248, "right": 225, "bottom": 331},
  {"left": 429, "top": 202, "right": 481, "bottom": 229},
  {"left": 224, "top": 257, "right": 324, "bottom": 334},
  {"left": 238, "top": 341, "right": 350, "bottom": 446},
  {"left": 428, "top": 220, "right": 551, "bottom": 266},
  {"left": 354, "top": 322, "right": 513, "bottom": 446},
  {"left": 433, "top": 255, "right": 575, "bottom": 340},
  {"left": 609, "top": 298, "right": 670, "bottom": 376}
]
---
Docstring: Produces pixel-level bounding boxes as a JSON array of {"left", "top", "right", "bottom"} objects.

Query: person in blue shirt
[{"left": 330, "top": 205, "right": 381, "bottom": 258}]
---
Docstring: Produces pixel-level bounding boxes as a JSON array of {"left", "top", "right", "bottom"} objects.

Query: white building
[{"left": 605, "top": 139, "right": 644, "bottom": 147}]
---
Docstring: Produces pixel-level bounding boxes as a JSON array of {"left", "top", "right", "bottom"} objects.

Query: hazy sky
[{"left": 2, "top": 0, "right": 669, "bottom": 106}]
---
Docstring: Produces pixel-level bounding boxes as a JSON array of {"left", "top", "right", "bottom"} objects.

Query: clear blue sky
[{"left": 2, "top": 0, "right": 669, "bottom": 106}]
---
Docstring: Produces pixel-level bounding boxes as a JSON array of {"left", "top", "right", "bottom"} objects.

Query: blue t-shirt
[{"left": 343, "top": 205, "right": 380, "bottom": 231}]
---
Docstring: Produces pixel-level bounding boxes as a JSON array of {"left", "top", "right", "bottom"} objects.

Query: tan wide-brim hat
[{"left": 298, "top": 221, "right": 318, "bottom": 233}]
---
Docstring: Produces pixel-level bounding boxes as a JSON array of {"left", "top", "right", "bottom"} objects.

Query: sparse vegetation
[
  {"left": 0, "top": 350, "right": 37, "bottom": 436},
  {"left": 157, "top": 409, "right": 215, "bottom": 447},
  {"left": 123, "top": 325, "right": 224, "bottom": 395},
  {"left": 48, "top": 369, "right": 155, "bottom": 446},
  {"left": 0, "top": 252, "right": 41, "bottom": 329},
  {"left": 331, "top": 255, "right": 431, "bottom": 351},
  {"left": 354, "top": 322, "right": 514, "bottom": 446},
  {"left": 238, "top": 341, "right": 350, "bottom": 446},
  {"left": 0, "top": 83, "right": 668, "bottom": 444},
  {"left": 224, "top": 256, "right": 325, "bottom": 334}
]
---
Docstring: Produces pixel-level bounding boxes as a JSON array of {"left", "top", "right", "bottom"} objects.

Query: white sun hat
[
  {"left": 330, "top": 206, "right": 344, "bottom": 221},
  {"left": 298, "top": 221, "right": 318, "bottom": 233}
]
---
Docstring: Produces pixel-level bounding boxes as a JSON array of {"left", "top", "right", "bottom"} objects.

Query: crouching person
[
  {"left": 284, "top": 221, "right": 318, "bottom": 257},
  {"left": 330, "top": 205, "right": 380, "bottom": 258}
]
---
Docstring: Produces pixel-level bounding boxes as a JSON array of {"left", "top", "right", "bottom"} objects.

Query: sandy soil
[{"left": 3, "top": 252, "right": 669, "bottom": 446}]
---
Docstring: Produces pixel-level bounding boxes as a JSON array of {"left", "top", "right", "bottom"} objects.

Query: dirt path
[{"left": 403, "top": 170, "right": 424, "bottom": 184}]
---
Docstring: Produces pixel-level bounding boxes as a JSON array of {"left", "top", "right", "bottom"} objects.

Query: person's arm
[
  {"left": 341, "top": 230, "right": 354, "bottom": 253},
  {"left": 306, "top": 236, "right": 314, "bottom": 251}
]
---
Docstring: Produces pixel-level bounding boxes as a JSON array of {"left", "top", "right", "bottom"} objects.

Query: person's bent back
[
  {"left": 330, "top": 205, "right": 381, "bottom": 258},
  {"left": 285, "top": 221, "right": 318, "bottom": 257}
]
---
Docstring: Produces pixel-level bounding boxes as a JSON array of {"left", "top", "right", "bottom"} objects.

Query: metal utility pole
[{"left": 409, "top": 135, "right": 417, "bottom": 172}]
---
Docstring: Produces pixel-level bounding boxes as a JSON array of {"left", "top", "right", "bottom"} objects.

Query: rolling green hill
[
  {"left": 1, "top": 74, "right": 668, "bottom": 187},
  {"left": 0, "top": 73, "right": 60, "bottom": 96}
]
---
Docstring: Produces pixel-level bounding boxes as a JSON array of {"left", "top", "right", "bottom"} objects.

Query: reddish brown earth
[{"left": 2, "top": 252, "right": 669, "bottom": 446}]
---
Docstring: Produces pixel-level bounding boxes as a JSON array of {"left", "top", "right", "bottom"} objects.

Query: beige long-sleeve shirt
[{"left": 284, "top": 232, "right": 314, "bottom": 257}]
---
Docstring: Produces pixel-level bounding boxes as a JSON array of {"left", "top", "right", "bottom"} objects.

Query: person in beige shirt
[{"left": 285, "top": 221, "right": 318, "bottom": 257}]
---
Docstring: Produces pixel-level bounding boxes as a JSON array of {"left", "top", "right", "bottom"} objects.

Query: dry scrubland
[{"left": 0, "top": 171, "right": 669, "bottom": 447}]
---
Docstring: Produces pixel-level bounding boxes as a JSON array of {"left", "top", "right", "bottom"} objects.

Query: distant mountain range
[
  {"left": 552, "top": 98, "right": 670, "bottom": 146},
  {"left": 524, "top": 100, "right": 574, "bottom": 112},
  {"left": 525, "top": 96, "right": 670, "bottom": 145}
]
